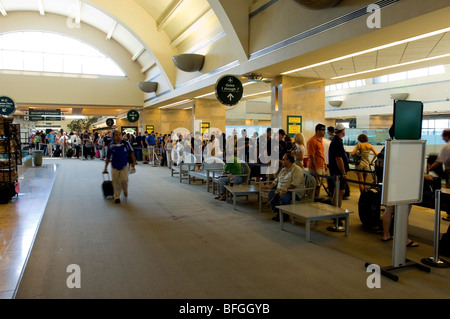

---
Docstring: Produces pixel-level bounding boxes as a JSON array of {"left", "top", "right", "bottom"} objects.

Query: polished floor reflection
[{"left": 0, "top": 164, "right": 57, "bottom": 299}]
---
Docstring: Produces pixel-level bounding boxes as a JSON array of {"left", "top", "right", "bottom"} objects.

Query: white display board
[{"left": 381, "top": 140, "right": 426, "bottom": 206}]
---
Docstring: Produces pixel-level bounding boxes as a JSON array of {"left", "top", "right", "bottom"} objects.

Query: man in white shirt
[
  {"left": 263, "top": 153, "right": 305, "bottom": 222},
  {"left": 70, "top": 132, "right": 81, "bottom": 159}
]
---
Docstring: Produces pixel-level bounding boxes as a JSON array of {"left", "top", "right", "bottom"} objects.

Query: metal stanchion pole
[{"left": 421, "top": 189, "right": 450, "bottom": 268}]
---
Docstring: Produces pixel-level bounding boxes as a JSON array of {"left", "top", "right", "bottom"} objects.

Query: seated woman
[{"left": 215, "top": 156, "right": 243, "bottom": 201}]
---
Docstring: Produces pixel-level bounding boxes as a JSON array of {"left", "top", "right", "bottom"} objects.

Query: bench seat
[{"left": 276, "top": 202, "right": 353, "bottom": 242}]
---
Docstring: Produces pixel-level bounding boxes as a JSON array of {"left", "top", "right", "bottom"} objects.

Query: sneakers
[
  {"left": 327, "top": 225, "right": 345, "bottom": 232},
  {"left": 272, "top": 213, "right": 289, "bottom": 222}
]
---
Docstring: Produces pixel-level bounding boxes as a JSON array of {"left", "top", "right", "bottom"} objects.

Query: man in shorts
[{"left": 328, "top": 123, "right": 350, "bottom": 231}]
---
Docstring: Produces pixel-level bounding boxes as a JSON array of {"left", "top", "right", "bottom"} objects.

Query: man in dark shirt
[
  {"left": 134, "top": 132, "right": 143, "bottom": 162},
  {"left": 102, "top": 132, "right": 113, "bottom": 160},
  {"left": 328, "top": 123, "right": 350, "bottom": 231}
]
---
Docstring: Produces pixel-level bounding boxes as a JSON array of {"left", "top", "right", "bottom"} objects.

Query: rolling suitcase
[
  {"left": 358, "top": 187, "right": 382, "bottom": 230},
  {"left": 102, "top": 172, "right": 114, "bottom": 198}
]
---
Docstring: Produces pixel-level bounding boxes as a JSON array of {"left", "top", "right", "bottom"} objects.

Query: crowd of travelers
[{"left": 28, "top": 126, "right": 450, "bottom": 247}]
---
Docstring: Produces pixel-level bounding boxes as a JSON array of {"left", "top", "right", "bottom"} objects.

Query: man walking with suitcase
[{"left": 103, "top": 130, "right": 136, "bottom": 203}]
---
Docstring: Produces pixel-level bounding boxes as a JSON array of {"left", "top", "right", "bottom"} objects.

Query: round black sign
[
  {"left": 106, "top": 118, "right": 114, "bottom": 127},
  {"left": 215, "top": 75, "right": 243, "bottom": 106},
  {"left": 0, "top": 96, "right": 16, "bottom": 116},
  {"left": 127, "top": 110, "right": 140, "bottom": 123}
]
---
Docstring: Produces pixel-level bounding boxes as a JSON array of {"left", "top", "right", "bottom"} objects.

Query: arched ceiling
[{"left": 0, "top": 0, "right": 450, "bottom": 115}]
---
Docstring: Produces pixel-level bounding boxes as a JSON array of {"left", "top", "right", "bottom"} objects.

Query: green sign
[
  {"left": 287, "top": 115, "right": 302, "bottom": 137},
  {"left": 28, "top": 109, "right": 61, "bottom": 121},
  {"left": 215, "top": 75, "right": 243, "bottom": 106},
  {"left": 0, "top": 96, "right": 16, "bottom": 116},
  {"left": 106, "top": 118, "right": 114, "bottom": 127},
  {"left": 201, "top": 122, "right": 210, "bottom": 134},
  {"left": 127, "top": 110, "right": 140, "bottom": 122}
]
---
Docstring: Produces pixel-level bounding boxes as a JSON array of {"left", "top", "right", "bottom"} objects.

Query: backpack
[
  {"left": 374, "top": 147, "right": 385, "bottom": 183},
  {"left": 350, "top": 144, "right": 362, "bottom": 166}
]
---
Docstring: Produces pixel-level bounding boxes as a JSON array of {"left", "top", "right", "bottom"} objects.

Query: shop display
[{"left": 0, "top": 115, "right": 21, "bottom": 204}]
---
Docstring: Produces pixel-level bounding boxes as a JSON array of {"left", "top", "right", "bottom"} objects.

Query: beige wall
[
  {"left": 141, "top": 108, "right": 193, "bottom": 135},
  {"left": 194, "top": 99, "right": 226, "bottom": 134},
  {"left": 271, "top": 76, "right": 325, "bottom": 142}
]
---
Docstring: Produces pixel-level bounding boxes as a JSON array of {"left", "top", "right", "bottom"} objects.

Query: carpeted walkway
[{"left": 15, "top": 159, "right": 450, "bottom": 299}]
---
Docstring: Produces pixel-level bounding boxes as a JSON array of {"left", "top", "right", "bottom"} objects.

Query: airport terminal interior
[{"left": 1, "top": 0, "right": 450, "bottom": 300}]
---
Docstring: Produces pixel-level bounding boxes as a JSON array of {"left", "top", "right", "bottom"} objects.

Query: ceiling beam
[
  {"left": 132, "top": 47, "right": 145, "bottom": 61},
  {"left": 0, "top": 1, "right": 7, "bottom": 16},
  {"left": 141, "top": 60, "right": 156, "bottom": 73},
  {"left": 207, "top": 0, "right": 251, "bottom": 63},
  {"left": 157, "top": 0, "right": 185, "bottom": 31},
  {"left": 106, "top": 21, "right": 117, "bottom": 40},
  {"left": 37, "top": 0, "right": 45, "bottom": 15},
  {"left": 171, "top": 9, "right": 215, "bottom": 48}
]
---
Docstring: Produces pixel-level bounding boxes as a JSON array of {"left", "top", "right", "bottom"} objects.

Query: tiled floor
[
  {"left": 1, "top": 158, "right": 449, "bottom": 298},
  {"left": 0, "top": 163, "right": 57, "bottom": 298}
]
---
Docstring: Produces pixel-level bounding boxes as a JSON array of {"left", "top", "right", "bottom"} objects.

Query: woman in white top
[
  {"left": 291, "top": 133, "right": 306, "bottom": 168},
  {"left": 350, "top": 134, "right": 378, "bottom": 193}
]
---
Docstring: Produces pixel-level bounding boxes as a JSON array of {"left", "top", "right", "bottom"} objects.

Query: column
[{"left": 271, "top": 76, "right": 325, "bottom": 140}]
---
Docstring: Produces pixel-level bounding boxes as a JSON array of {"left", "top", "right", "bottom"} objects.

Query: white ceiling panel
[
  {"left": 331, "top": 59, "right": 355, "bottom": 77},
  {"left": 81, "top": 4, "right": 115, "bottom": 35},
  {"left": 112, "top": 24, "right": 145, "bottom": 57},
  {"left": 2, "top": 0, "right": 38, "bottom": 11},
  {"left": 313, "top": 64, "right": 338, "bottom": 78},
  {"left": 353, "top": 54, "right": 377, "bottom": 72},
  {"left": 41, "top": 0, "right": 77, "bottom": 16}
]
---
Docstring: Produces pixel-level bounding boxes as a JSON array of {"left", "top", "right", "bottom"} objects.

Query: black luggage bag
[
  {"left": 439, "top": 225, "right": 450, "bottom": 257},
  {"left": 358, "top": 187, "right": 382, "bottom": 230},
  {"left": 102, "top": 172, "right": 114, "bottom": 198}
]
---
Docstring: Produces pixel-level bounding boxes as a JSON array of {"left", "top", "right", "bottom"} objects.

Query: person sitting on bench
[
  {"left": 214, "top": 156, "right": 243, "bottom": 201},
  {"left": 263, "top": 153, "right": 305, "bottom": 222}
]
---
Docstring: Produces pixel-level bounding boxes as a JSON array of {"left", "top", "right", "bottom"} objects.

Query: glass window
[
  {"left": 429, "top": 65, "right": 445, "bottom": 75},
  {"left": 44, "top": 53, "right": 64, "bottom": 73},
  {"left": 407, "top": 68, "right": 428, "bottom": 79},
  {"left": 435, "top": 119, "right": 449, "bottom": 129},
  {"left": 373, "top": 75, "right": 388, "bottom": 84},
  {"left": 64, "top": 54, "right": 82, "bottom": 74},
  {"left": 23, "top": 52, "right": 44, "bottom": 72},
  {"left": 0, "top": 31, "right": 125, "bottom": 77},
  {"left": 2, "top": 50, "right": 23, "bottom": 70},
  {"left": 388, "top": 72, "right": 407, "bottom": 82}
]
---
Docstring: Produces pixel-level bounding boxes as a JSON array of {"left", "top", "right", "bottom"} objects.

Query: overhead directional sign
[
  {"left": 127, "top": 110, "right": 140, "bottom": 122},
  {"left": 27, "top": 108, "right": 61, "bottom": 121},
  {"left": 106, "top": 118, "right": 114, "bottom": 127},
  {"left": 0, "top": 96, "right": 16, "bottom": 116},
  {"left": 215, "top": 75, "right": 243, "bottom": 106}
]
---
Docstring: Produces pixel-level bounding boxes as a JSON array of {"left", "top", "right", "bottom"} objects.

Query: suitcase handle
[{"left": 102, "top": 172, "right": 110, "bottom": 181}]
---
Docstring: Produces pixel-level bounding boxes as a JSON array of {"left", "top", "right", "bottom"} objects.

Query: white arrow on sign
[{"left": 227, "top": 93, "right": 234, "bottom": 101}]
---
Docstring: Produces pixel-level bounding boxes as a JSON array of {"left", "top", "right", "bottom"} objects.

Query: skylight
[{"left": 0, "top": 31, "right": 126, "bottom": 77}]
